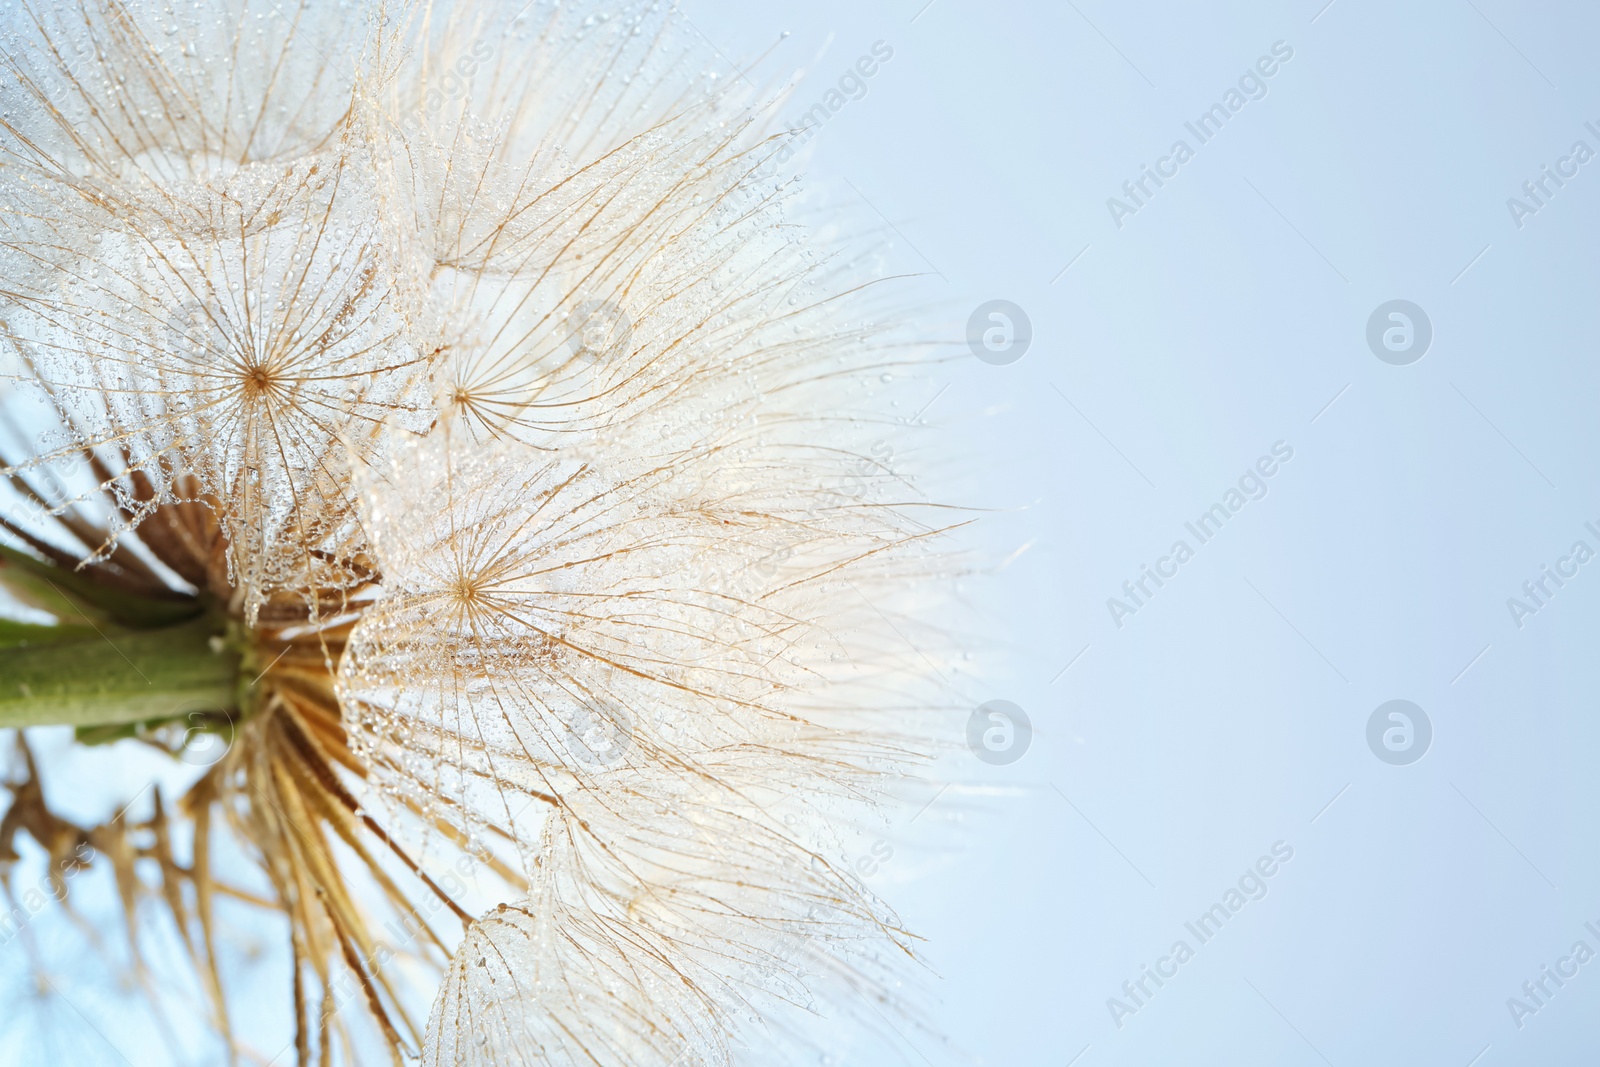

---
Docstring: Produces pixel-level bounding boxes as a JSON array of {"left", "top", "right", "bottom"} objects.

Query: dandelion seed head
[{"left": 0, "top": 0, "right": 948, "bottom": 1063}]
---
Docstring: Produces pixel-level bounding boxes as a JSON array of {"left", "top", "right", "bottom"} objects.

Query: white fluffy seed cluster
[{"left": 0, "top": 1, "right": 937, "bottom": 1063}]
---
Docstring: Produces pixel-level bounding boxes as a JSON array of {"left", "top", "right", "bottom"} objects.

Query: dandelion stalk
[
  {"left": 0, "top": 615, "right": 237, "bottom": 730},
  {"left": 0, "top": 545, "right": 244, "bottom": 730}
]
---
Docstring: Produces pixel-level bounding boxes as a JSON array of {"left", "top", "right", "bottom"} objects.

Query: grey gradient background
[{"left": 680, "top": 0, "right": 1600, "bottom": 1065}]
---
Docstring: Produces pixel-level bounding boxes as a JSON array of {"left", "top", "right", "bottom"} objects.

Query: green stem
[
  {"left": 0, "top": 616, "right": 240, "bottom": 730},
  {"left": 0, "top": 545, "right": 201, "bottom": 628}
]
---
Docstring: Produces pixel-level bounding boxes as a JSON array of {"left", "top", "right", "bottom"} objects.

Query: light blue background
[{"left": 680, "top": 1, "right": 1600, "bottom": 1064}]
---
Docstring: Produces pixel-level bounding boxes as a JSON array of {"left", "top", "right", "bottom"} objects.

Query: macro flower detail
[{"left": 0, "top": 2, "right": 942, "bottom": 1064}]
